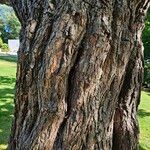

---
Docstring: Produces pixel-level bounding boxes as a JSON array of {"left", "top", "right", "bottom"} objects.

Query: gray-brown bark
[
  {"left": 113, "top": 1, "right": 149, "bottom": 149},
  {"left": 7, "top": 0, "right": 149, "bottom": 150},
  {"left": 113, "top": 29, "right": 144, "bottom": 150}
]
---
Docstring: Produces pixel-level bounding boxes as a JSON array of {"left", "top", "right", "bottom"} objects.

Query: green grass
[
  {"left": 0, "top": 55, "right": 17, "bottom": 63},
  {"left": 0, "top": 56, "right": 150, "bottom": 150},
  {"left": 138, "top": 91, "right": 150, "bottom": 150},
  {"left": 0, "top": 56, "right": 16, "bottom": 150}
]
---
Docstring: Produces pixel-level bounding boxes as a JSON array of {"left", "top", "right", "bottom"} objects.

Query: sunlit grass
[
  {"left": 139, "top": 91, "right": 150, "bottom": 150},
  {"left": 0, "top": 144, "right": 7, "bottom": 150}
]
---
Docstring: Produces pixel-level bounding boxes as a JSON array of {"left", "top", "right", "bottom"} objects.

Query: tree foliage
[
  {"left": 143, "top": 9, "right": 150, "bottom": 59},
  {"left": 143, "top": 9, "right": 150, "bottom": 87},
  {"left": 144, "top": 60, "right": 150, "bottom": 87},
  {"left": 0, "top": 37, "right": 8, "bottom": 52},
  {"left": 0, "top": 4, "right": 20, "bottom": 43}
]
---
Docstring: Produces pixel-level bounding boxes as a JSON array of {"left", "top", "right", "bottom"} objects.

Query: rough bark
[
  {"left": 113, "top": 1, "right": 149, "bottom": 150},
  {"left": 7, "top": 0, "right": 149, "bottom": 150},
  {"left": 113, "top": 27, "right": 144, "bottom": 150}
]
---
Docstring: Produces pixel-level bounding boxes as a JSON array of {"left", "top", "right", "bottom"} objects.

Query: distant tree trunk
[{"left": 7, "top": 0, "right": 149, "bottom": 149}]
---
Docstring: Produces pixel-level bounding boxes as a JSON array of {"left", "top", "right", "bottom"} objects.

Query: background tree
[
  {"left": 0, "top": 4, "right": 20, "bottom": 43},
  {"left": 143, "top": 9, "right": 150, "bottom": 87},
  {"left": 143, "top": 9, "right": 150, "bottom": 60},
  {"left": 0, "top": 0, "right": 149, "bottom": 149}
]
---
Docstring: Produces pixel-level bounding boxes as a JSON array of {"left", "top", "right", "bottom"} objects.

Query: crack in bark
[
  {"left": 53, "top": 34, "right": 86, "bottom": 149},
  {"left": 82, "top": 0, "right": 102, "bottom": 9}
]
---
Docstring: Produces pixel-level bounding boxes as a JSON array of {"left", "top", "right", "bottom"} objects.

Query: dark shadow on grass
[
  {"left": 138, "top": 109, "right": 150, "bottom": 118},
  {"left": 139, "top": 145, "right": 146, "bottom": 150},
  {"left": 0, "top": 102, "right": 14, "bottom": 119},
  {"left": 0, "top": 88, "right": 15, "bottom": 99},
  {"left": 143, "top": 90, "right": 150, "bottom": 96},
  {"left": 0, "top": 76, "right": 16, "bottom": 85},
  {"left": 0, "top": 102, "right": 14, "bottom": 145},
  {"left": 147, "top": 93, "right": 150, "bottom": 96},
  {"left": 0, "top": 76, "right": 15, "bottom": 145},
  {"left": 0, "top": 55, "right": 17, "bottom": 63},
  {"left": 0, "top": 76, "right": 16, "bottom": 100}
]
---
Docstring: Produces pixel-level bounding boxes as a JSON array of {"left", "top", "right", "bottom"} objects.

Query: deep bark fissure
[
  {"left": 112, "top": 14, "right": 145, "bottom": 150},
  {"left": 53, "top": 38, "right": 85, "bottom": 146},
  {"left": 82, "top": 0, "right": 103, "bottom": 9}
]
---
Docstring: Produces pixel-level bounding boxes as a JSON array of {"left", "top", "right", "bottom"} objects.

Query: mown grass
[
  {"left": 138, "top": 91, "right": 150, "bottom": 150},
  {"left": 0, "top": 56, "right": 16, "bottom": 150},
  {"left": 0, "top": 55, "right": 150, "bottom": 150}
]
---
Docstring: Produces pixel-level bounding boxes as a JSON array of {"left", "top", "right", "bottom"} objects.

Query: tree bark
[
  {"left": 113, "top": 26, "right": 144, "bottom": 150},
  {"left": 8, "top": 0, "right": 149, "bottom": 150},
  {"left": 113, "top": 2, "right": 149, "bottom": 149}
]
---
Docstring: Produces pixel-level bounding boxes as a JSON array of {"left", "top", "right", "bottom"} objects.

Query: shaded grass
[{"left": 0, "top": 55, "right": 17, "bottom": 63}]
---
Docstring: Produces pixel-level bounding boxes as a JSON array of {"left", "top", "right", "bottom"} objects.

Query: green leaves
[
  {"left": 0, "top": 4, "right": 21, "bottom": 43},
  {"left": 143, "top": 9, "right": 150, "bottom": 87},
  {"left": 143, "top": 9, "right": 150, "bottom": 60}
]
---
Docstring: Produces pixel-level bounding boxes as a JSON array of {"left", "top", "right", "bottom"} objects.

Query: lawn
[
  {"left": 0, "top": 55, "right": 150, "bottom": 150},
  {"left": 0, "top": 55, "right": 17, "bottom": 150},
  {"left": 138, "top": 91, "right": 150, "bottom": 150}
]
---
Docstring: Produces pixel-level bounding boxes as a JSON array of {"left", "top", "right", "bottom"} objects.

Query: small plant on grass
[
  {"left": 1, "top": 43, "right": 9, "bottom": 52},
  {"left": 0, "top": 37, "right": 3, "bottom": 47},
  {"left": 0, "top": 37, "right": 9, "bottom": 52}
]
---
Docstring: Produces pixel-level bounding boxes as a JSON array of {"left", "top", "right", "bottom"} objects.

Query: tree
[
  {"left": 142, "top": 9, "right": 150, "bottom": 87},
  {"left": 1, "top": 0, "right": 149, "bottom": 149},
  {"left": 143, "top": 9, "right": 150, "bottom": 60},
  {"left": 0, "top": 4, "right": 20, "bottom": 43}
]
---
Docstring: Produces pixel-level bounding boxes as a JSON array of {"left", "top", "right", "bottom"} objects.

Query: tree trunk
[
  {"left": 113, "top": 27, "right": 144, "bottom": 150},
  {"left": 8, "top": 0, "right": 149, "bottom": 149}
]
